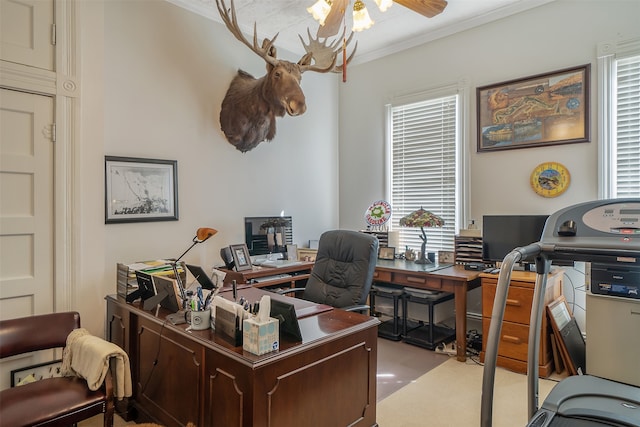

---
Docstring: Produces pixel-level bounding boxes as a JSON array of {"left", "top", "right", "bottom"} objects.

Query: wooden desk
[
  {"left": 219, "top": 261, "right": 313, "bottom": 289},
  {"left": 374, "top": 260, "right": 481, "bottom": 361},
  {"left": 105, "top": 289, "right": 378, "bottom": 427}
]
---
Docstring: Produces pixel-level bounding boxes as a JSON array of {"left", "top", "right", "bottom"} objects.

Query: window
[
  {"left": 386, "top": 84, "right": 467, "bottom": 253},
  {"left": 599, "top": 37, "right": 640, "bottom": 198}
]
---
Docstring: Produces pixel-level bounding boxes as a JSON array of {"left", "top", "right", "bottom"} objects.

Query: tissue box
[{"left": 242, "top": 317, "right": 279, "bottom": 355}]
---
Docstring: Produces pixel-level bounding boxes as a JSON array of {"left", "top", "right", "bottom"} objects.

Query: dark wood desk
[
  {"left": 219, "top": 261, "right": 314, "bottom": 289},
  {"left": 373, "top": 260, "right": 481, "bottom": 361},
  {"left": 105, "top": 289, "right": 379, "bottom": 427}
]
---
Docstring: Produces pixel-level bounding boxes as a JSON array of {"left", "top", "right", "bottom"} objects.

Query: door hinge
[
  {"left": 51, "top": 24, "right": 56, "bottom": 46},
  {"left": 52, "top": 124, "right": 56, "bottom": 143}
]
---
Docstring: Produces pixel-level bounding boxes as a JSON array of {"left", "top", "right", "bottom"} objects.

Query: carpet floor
[{"left": 376, "top": 358, "right": 558, "bottom": 427}]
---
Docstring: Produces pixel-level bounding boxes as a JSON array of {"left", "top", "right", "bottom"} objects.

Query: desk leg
[{"left": 454, "top": 283, "right": 468, "bottom": 362}]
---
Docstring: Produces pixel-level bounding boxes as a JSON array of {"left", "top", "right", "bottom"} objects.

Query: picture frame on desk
[
  {"left": 230, "top": 243, "right": 252, "bottom": 271},
  {"left": 378, "top": 246, "right": 395, "bottom": 260},
  {"left": 297, "top": 248, "right": 318, "bottom": 262},
  {"left": 104, "top": 156, "right": 178, "bottom": 224}
]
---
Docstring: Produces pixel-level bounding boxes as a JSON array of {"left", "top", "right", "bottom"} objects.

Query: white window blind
[
  {"left": 615, "top": 55, "right": 640, "bottom": 197},
  {"left": 390, "top": 95, "right": 458, "bottom": 253}
]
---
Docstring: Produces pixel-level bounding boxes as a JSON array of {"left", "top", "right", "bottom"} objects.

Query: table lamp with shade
[{"left": 399, "top": 208, "right": 444, "bottom": 264}]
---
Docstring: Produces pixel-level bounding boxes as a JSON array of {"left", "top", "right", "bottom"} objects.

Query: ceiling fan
[{"left": 310, "top": 0, "right": 448, "bottom": 38}]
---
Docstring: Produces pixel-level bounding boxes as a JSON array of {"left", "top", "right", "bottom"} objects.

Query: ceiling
[{"left": 167, "top": 0, "right": 555, "bottom": 64}]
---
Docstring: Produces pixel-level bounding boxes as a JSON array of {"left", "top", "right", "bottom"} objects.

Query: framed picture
[
  {"left": 230, "top": 243, "right": 252, "bottom": 271},
  {"left": 477, "top": 64, "right": 590, "bottom": 152},
  {"left": 297, "top": 248, "right": 318, "bottom": 262},
  {"left": 378, "top": 246, "right": 396, "bottom": 260},
  {"left": 105, "top": 156, "right": 178, "bottom": 224},
  {"left": 11, "top": 360, "right": 62, "bottom": 387}
]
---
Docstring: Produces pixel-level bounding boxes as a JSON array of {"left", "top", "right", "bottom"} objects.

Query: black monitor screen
[
  {"left": 244, "top": 216, "right": 293, "bottom": 256},
  {"left": 482, "top": 215, "right": 548, "bottom": 263}
]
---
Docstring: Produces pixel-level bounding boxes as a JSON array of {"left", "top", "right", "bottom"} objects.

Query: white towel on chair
[{"left": 61, "top": 328, "right": 133, "bottom": 399}]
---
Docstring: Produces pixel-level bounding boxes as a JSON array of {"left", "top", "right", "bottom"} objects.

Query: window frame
[
  {"left": 384, "top": 80, "right": 470, "bottom": 253},
  {"left": 598, "top": 36, "right": 640, "bottom": 199}
]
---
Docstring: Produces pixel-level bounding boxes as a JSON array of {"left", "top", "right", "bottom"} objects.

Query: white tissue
[{"left": 257, "top": 295, "right": 271, "bottom": 323}]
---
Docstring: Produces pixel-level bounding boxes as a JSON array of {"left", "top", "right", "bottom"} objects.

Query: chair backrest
[
  {"left": 0, "top": 311, "right": 80, "bottom": 358},
  {"left": 303, "top": 230, "right": 379, "bottom": 308}
]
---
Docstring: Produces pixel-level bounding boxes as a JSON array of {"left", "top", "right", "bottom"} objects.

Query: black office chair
[{"left": 279, "top": 229, "right": 379, "bottom": 312}]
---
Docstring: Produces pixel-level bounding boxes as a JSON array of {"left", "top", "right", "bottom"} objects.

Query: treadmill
[{"left": 481, "top": 199, "right": 640, "bottom": 427}]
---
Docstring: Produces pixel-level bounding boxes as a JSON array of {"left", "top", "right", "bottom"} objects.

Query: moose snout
[{"left": 285, "top": 98, "right": 307, "bottom": 116}]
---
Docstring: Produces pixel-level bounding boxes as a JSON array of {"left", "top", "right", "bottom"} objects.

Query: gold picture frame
[
  {"left": 477, "top": 64, "right": 590, "bottom": 152},
  {"left": 378, "top": 246, "right": 396, "bottom": 260}
]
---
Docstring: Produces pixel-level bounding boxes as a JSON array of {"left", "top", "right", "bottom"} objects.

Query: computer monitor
[{"left": 482, "top": 215, "right": 549, "bottom": 267}]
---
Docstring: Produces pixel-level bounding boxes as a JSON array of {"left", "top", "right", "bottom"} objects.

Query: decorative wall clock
[{"left": 530, "top": 162, "right": 571, "bottom": 197}]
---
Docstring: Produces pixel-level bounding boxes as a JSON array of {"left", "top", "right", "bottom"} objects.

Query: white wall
[
  {"left": 337, "top": 0, "right": 640, "bottom": 330},
  {"left": 77, "top": 0, "right": 340, "bottom": 334}
]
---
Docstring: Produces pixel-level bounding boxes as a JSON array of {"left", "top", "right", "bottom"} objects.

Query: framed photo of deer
[
  {"left": 477, "top": 64, "right": 590, "bottom": 152},
  {"left": 105, "top": 156, "right": 178, "bottom": 224}
]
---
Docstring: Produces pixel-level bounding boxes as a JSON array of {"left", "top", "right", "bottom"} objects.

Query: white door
[
  {"left": 0, "top": 88, "right": 55, "bottom": 320},
  {"left": 0, "top": 0, "right": 55, "bottom": 70}
]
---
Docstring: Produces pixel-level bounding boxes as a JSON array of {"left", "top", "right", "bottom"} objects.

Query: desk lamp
[
  {"left": 171, "top": 227, "right": 218, "bottom": 306},
  {"left": 399, "top": 208, "right": 444, "bottom": 264}
]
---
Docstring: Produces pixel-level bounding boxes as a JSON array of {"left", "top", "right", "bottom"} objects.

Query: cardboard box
[{"left": 242, "top": 317, "right": 279, "bottom": 355}]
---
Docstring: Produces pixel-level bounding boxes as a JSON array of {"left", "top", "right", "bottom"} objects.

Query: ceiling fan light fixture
[
  {"left": 307, "top": 0, "right": 332, "bottom": 26},
  {"left": 374, "top": 0, "right": 393, "bottom": 12},
  {"left": 352, "top": 0, "right": 374, "bottom": 32}
]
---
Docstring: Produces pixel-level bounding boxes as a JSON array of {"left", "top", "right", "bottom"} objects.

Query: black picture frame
[
  {"left": 230, "top": 243, "right": 252, "bottom": 271},
  {"left": 105, "top": 156, "right": 178, "bottom": 224},
  {"left": 379, "top": 246, "right": 396, "bottom": 260},
  {"left": 477, "top": 64, "right": 590, "bottom": 152}
]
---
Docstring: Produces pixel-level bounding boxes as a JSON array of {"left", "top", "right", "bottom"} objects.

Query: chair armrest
[{"left": 342, "top": 304, "right": 370, "bottom": 314}]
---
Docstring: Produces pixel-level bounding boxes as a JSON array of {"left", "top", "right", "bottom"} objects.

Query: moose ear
[{"left": 298, "top": 52, "right": 314, "bottom": 67}]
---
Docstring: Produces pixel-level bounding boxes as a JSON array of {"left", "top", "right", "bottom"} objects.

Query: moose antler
[
  {"left": 299, "top": 27, "right": 358, "bottom": 73},
  {"left": 216, "top": 0, "right": 281, "bottom": 66}
]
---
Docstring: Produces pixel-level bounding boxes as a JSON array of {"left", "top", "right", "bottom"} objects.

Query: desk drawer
[
  {"left": 393, "top": 273, "right": 443, "bottom": 290},
  {"left": 482, "top": 282, "right": 533, "bottom": 324},
  {"left": 373, "top": 270, "right": 392, "bottom": 282},
  {"left": 481, "top": 318, "right": 548, "bottom": 362},
  {"left": 482, "top": 318, "right": 530, "bottom": 362}
]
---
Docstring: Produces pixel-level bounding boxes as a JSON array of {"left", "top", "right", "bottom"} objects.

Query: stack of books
[{"left": 116, "top": 260, "right": 184, "bottom": 299}]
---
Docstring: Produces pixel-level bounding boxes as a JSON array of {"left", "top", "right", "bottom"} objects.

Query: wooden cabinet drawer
[
  {"left": 482, "top": 282, "right": 533, "bottom": 324},
  {"left": 373, "top": 270, "right": 392, "bottom": 282},
  {"left": 481, "top": 318, "right": 549, "bottom": 362},
  {"left": 392, "top": 272, "right": 443, "bottom": 290},
  {"left": 482, "top": 318, "right": 531, "bottom": 362}
]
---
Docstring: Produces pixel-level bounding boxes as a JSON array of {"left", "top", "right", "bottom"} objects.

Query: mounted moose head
[{"left": 216, "top": 0, "right": 355, "bottom": 153}]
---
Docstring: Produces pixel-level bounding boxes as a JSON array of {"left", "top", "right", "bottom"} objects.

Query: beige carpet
[{"left": 376, "top": 358, "right": 558, "bottom": 427}]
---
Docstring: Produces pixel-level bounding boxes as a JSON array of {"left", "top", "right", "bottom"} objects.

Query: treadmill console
[
  {"left": 541, "top": 199, "right": 640, "bottom": 257},
  {"left": 582, "top": 202, "right": 640, "bottom": 235}
]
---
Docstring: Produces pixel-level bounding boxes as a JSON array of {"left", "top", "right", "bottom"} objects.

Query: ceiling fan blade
[
  {"left": 394, "top": 0, "right": 448, "bottom": 18},
  {"left": 317, "top": 0, "right": 348, "bottom": 38}
]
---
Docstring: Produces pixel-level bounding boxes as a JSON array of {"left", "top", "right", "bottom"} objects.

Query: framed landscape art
[
  {"left": 477, "top": 64, "right": 590, "bottom": 152},
  {"left": 105, "top": 156, "right": 178, "bottom": 224}
]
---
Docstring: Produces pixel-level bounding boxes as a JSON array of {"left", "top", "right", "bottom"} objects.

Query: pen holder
[
  {"left": 243, "top": 317, "right": 279, "bottom": 355},
  {"left": 185, "top": 308, "right": 211, "bottom": 330}
]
